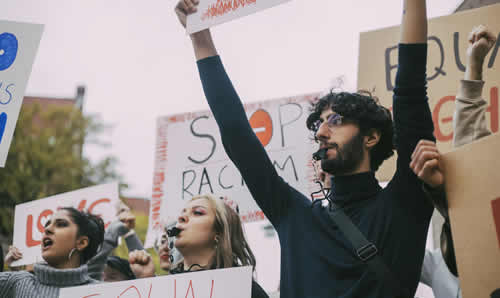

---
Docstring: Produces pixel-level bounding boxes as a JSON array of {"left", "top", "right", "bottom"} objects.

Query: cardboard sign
[
  {"left": 0, "top": 20, "right": 44, "bottom": 167},
  {"left": 11, "top": 182, "right": 120, "bottom": 267},
  {"left": 442, "top": 132, "right": 500, "bottom": 298},
  {"left": 357, "top": 4, "right": 500, "bottom": 182},
  {"left": 59, "top": 266, "right": 253, "bottom": 298},
  {"left": 186, "top": 0, "right": 291, "bottom": 34},
  {"left": 146, "top": 93, "right": 320, "bottom": 247}
]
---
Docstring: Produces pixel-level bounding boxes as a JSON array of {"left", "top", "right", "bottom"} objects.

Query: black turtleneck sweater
[{"left": 197, "top": 43, "right": 435, "bottom": 298}]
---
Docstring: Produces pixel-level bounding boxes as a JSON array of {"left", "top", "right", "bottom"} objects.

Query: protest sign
[
  {"left": 59, "top": 266, "right": 253, "bottom": 298},
  {"left": 357, "top": 4, "right": 500, "bottom": 182},
  {"left": 145, "top": 93, "right": 320, "bottom": 247},
  {"left": 442, "top": 132, "right": 500, "bottom": 298},
  {"left": 0, "top": 20, "right": 44, "bottom": 167},
  {"left": 186, "top": 0, "right": 291, "bottom": 34},
  {"left": 11, "top": 182, "right": 120, "bottom": 267}
]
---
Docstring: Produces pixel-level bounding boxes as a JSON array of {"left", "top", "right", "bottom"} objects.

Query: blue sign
[{"left": 0, "top": 32, "right": 18, "bottom": 71}]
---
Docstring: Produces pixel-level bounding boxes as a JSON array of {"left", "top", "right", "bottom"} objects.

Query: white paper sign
[
  {"left": 0, "top": 20, "right": 44, "bottom": 167},
  {"left": 11, "top": 182, "right": 120, "bottom": 267},
  {"left": 186, "top": 0, "right": 291, "bottom": 34},
  {"left": 145, "top": 93, "right": 320, "bottom": 248},
  {"left": 59, "top": 266, "right": 253, "bottom": 298}
]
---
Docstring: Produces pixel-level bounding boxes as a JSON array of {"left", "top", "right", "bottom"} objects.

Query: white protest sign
[
  {"left": 146, "top": 93, "right": 320, "bottom": 247},
  {"left": 0, "top": 20, "right": 44, "bottom": 167},
  {"left": 186, "top": 0, "right": 291, "bottom": 34},
  {"left": 11, "top": 182, "right": 120, "bottom": 267},
  {"left": 60, "top": 266, "right": 253, "bottom": 298}
]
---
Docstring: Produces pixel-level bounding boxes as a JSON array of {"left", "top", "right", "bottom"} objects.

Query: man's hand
[
  {"left": 174, "top": 0, "right": 217, "bottom": 60},
  {"left": 410, "top": 140, "right": 444, "bottom": 188},
  {"left": 466, "top": 25, "right": 497, "bottom": 80},
  {"left": 129, "top": 250, "right": 156, "bottom": 278},
  {"left": 175, "top": 0, "right": 199, "bottom": 28},
  {"left": 4, "top": 245, "right": 23, "bottom": 267}
]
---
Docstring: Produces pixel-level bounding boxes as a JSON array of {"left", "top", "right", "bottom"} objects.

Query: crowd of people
[{"left": 0, "top": 0, "right": 498, "bottom": 297}]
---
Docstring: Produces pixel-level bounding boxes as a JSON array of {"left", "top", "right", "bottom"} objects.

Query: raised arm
[
  {"left": 87, "top": 220, "right": 130, "bottom": 280},
  {"left": 392, "top": 0, "right": 435, "bottom": 212},
  {"left": 174, "top": 1, "right": 295, "bottom": 226},
  {"left": 400, "top": 0, "right": 427, "bottom": 44},
  {"left": 175, "top": 0, "right": 217, "bottom": 61},
  {"left": 453, "top": 25, "right": 496, "bottom": 147}
]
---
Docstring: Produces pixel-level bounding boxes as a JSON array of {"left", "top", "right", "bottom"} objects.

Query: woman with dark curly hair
[{"left": 0, "top": 207, "right": 104, "bottom": 298}]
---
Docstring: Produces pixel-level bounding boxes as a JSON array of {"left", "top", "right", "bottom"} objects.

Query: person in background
[
  {"left": 129, "top": 194, "right": 269, "bottom": 298},
  {"left": 153, "top": 229, "right": 173, "bottom": 272},
  {"left": 418, "top": 24, "right": 497, "bottom": 298},
  {"left": 0, "top": 207, "right": 104, "bottom": 298},
  {"left": 103, "top": 256, "right": 136, "bottom": 281},
  {"left": 87, "top": 202, "right": 144, "bottom": 281}
]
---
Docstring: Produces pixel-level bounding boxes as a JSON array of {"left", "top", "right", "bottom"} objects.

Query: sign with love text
[
  {"left": 358, "top": 4, "right": 500, "bottom": 182},
  {"left": 186, "top": 0, "right": 291, "bottom": 34},
  {"left": 59, "top": 266, "right": 253, "bottom": 298},
  {"left": 0, "top": 20, "right": 44, "bottom": 167},
  {"left": 11, "top": 182, "right": 120, "bottom": 267},
  {"left": 145, "top": 93, "right": 320, "bottom": 247}
]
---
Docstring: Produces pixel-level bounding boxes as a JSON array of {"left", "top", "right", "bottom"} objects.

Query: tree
[{"left": 0, "top": 102, "right": 126, "bottom": 241}]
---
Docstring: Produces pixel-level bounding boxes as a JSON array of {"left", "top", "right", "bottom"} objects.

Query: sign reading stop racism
[{"left": 145, "top": 93, "right": 320, "bottom": 247}]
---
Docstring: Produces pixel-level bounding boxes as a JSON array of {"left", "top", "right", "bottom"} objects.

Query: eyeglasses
[{"left": 313, "top": 113, "right": 343, "bottom": 132}]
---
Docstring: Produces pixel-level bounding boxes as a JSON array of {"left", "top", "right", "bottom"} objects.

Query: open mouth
[{"left": 42, "top": 237, "right": 53, "bottom": 251}]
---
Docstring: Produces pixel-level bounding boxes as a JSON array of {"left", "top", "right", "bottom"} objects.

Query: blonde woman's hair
[{"left": 187, "top": 194, "right": 256, "bottom": 270}]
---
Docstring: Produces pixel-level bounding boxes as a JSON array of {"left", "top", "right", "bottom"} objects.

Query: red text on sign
[
  {"left": 25, "top": 198, "right": 111, "bottom": 248},
  {"left": 432, "top": 87, "right": 499, "bottom": 142}
]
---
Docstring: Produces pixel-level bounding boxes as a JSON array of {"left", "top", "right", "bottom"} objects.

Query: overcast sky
[{"left": 1, "top": 0, "right": 462, "bottom": 198}]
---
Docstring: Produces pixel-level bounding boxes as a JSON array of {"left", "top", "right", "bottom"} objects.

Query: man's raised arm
[
  {"left": 400, "top": 0, "right": 427, "bottom": 44},
  {"left": 174, "top": 1, "right": 294, "bottom": 226},
  {"left": 393, "top": 0, "right": 435, "bottom": 205},
  {"left": 175, "top": 0, "right": 217, "bottom": 60}
]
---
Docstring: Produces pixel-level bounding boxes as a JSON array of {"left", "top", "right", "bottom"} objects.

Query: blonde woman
[{"left": 129, "top": 194, "right": 268, "bottom": 298}]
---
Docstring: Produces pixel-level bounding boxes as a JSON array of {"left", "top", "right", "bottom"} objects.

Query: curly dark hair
[{"left": 306, "top": 91, "right": 394, "bottom": 171}]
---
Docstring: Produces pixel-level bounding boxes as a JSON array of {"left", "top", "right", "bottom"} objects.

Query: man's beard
[{"left": 321, "top": 132, "right": 365, "bottom": 176}]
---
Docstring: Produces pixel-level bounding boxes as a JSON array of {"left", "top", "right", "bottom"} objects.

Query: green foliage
[
  {"left": 0, "top": 103, "right": 126, "bottom": 241},
  {"left": 113, "top": 213, "right": 165, "bottom": 276}
]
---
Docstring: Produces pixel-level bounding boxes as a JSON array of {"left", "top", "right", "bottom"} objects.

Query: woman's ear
[
  {"left": 76, "top": 235, "right": 89, "bottom": 252},
  {"left": 365, "top": 129, "right": 381, "bottom": 150}
]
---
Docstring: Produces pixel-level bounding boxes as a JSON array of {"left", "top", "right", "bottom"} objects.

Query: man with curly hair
[{"left": 174, "top": 0, "right": 442, "bottom": 297}]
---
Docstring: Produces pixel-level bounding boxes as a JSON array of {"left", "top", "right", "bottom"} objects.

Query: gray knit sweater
[{"left": 0, "top": 263, "right": 98, "bottom": 298}]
